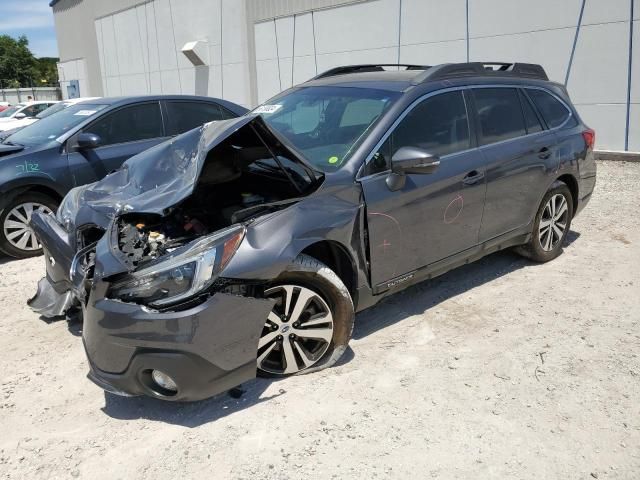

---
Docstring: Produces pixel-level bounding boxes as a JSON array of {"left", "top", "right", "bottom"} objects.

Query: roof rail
[
  {"left": 412, "top": 62, "right": 549, "bottom": 84},
  {"left": 312, "top": 64, "right": 430, "bottom": 80}
]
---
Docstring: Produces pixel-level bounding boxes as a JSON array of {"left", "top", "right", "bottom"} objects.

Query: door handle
[
  {"left": 538, "top": 147, "right": 552, "bottom": 160},
  {"left": 462, "top": 170, "right": 485, "bottom": 186}
]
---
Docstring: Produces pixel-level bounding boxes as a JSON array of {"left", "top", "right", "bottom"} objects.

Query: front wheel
[
  {"left": 257, "top": 254, "right": 354, "bottom": 377},
  {"left": 0, "top": 192, "right": 58, "bottom": 259},
  {"left": 515, "top": 182, "right": 574, "bottom": 263}
]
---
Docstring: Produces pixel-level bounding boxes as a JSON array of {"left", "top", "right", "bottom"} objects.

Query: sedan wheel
[
  {"left": 3, "top": 202, "right": 53, "bottom": 252},
  {"left": 538, "top": 193, "right": 569, "bottom": 252},
  {"left": 258, "top": 284, "right": 334, "bottom": 375}
]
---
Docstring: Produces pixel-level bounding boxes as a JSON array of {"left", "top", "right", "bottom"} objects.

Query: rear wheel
[
  {"left": 0, "top": 192, "right": 58, "bottom": 258},
  {"left": 515, "top": 182, "right": 573, "bottom": 262},
  {"left": 257, "top": 255, "right": 354, "bottom": 376}
]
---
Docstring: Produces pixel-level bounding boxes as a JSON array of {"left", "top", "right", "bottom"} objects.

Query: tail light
[{"left": 582, "top": 129, "right": 595, "bottom": 150}]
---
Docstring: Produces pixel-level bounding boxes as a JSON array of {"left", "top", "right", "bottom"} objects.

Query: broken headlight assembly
[{"left": 108, "top": 225, "right": 245, "bottom": 307}]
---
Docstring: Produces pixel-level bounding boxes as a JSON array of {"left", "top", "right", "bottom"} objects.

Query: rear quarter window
[
  {"left": 519, "top": 90, "right": 544, "bottom": 134},
  {"left": 526, "top": 89, "right": 573, "bottom": 129}
]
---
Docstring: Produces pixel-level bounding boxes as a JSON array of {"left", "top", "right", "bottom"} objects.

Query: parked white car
[
  {"left": 0, "top": 101, "right": 60, "bottom": 131},
  {"left": 0, "top": 97, "right": 100, "bottom": 141}
]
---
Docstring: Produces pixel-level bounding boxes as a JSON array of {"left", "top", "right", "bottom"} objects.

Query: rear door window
[
  {"left": 165, "top": 101, "right": 234, "bottom": 136},
  {"left": 85, "top": 102, "right": 164, "bottom": 146},
  {"left": 473, "top": 88, "right": 527, "bottom": 145},
  {"left": 526, "top": 89, "right": 572, "bottom": 128}
]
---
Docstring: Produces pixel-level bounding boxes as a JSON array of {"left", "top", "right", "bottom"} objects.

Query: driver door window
[
  {"left": 366, "top": 90, "right": 470, "bottom": 175},
  {"left": 85, "top": 102, "right": 163, "bottom": 147},
  {"left": 21, "top": 105, "right": 38, "bottom": 117}
]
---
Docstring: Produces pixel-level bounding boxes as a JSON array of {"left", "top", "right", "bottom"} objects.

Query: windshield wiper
[{"left": 2, "top": 140, "right": 22, "bottom": 147}]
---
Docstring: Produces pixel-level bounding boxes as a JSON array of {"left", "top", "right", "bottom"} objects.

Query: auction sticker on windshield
[
  {"left": 74, "top": 110, "right": 97, "bottom": 116},
  {"left": 253, "top": 105, "right": 282, "bottom": 114}
]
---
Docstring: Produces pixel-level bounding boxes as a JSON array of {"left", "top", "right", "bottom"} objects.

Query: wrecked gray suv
[{"left": 29, "top": 63, "right": 596, "bottom": 401}]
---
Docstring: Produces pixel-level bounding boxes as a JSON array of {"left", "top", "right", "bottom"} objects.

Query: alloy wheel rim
[
  {"left": 538, "top": 193, "right": 568, "bottom": 252},
  {"left": 258, "top": 285, "right": 334, "bottom": 375},
  {"left": 3, "top": 202, "right": 52, "bottom": 251}
]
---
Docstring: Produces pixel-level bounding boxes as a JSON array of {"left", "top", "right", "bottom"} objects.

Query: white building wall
[
  {"left": 55, "top": 0, "right": 636, "bottom": 151},
  {"left": 57, "top": 58, "right": 89, "bottom": 99},
  {"left": 252, "top": 0, "right": 638, "bottom": 151},
  {"left": 94, "top": 0, "right": 252, "bottom": 107},
  {"left": 628, "top": 9, "right": 639, "bottom": 151}
]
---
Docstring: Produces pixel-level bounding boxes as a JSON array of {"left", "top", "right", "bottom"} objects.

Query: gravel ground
[{"left": 1, "top": 161, "right": 639, "bottom": 480}]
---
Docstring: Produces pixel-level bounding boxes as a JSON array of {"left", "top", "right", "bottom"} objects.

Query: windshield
[
  {"left": 5, "top": 103, "right": 108, "bottom": 146},
  {"left": 253, "top": 86, "right": 399, "bottom": 171},
  {"left": 36, "top": 102, "right": 70, "bottom": 119},
  {"left": 0, "top": 106, "right": 22, "bottom": 118}
]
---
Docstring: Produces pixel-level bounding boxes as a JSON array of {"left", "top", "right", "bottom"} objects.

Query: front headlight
[{"left": 109, "top": 225, "right": 245, "bottom": 307}]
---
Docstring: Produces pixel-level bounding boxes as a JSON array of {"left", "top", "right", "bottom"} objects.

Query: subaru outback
[{"left": 29, "top": 62, "right": 597, "bottom": 401}]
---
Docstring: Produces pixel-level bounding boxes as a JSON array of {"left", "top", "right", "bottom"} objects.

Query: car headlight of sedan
[{"left": 109, "top": 226, "right": 245, "bottom": 307}]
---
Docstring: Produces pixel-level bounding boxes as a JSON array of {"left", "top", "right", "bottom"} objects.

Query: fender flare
[{"left": 0, "top": 176, "right": 66, "bottom": 212}]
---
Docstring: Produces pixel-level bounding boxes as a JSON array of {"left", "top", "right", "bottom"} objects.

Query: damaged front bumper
[
  {"left": 28, "top": 212, "right": 275, "bottom": 402},
  {"left": 27, "top": 210, "right": 80, "bottom": 318},
  {"left": 28, "top": 277, "right": 76, "bottom": 317},
  {"left": 83, "top": 286, "right": 273, "bottom": 402},
  {"left": 31, "top": 269, "right": 273, "bottom": 401}
]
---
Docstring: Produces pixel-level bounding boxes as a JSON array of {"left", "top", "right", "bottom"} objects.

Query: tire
[
  {"left": 0, "top": 192, "right": 59, "bottom": 259},
  {"left": 515, "top": 181, "right": 574, "bottom": 263},
  {"left": 257, "top": 254, "right": 354, "bottom": 377}
]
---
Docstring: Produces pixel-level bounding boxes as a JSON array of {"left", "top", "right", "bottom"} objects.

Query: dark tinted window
[
  {"left": 527, "top": 89, "right": 571, "bottom": 128},
  {"left": 22, "top": 103, "right": 51, "bottom": 117},
  {"left": 165, "top": 101, "right": 233, "bottom": 136},
  {"left": 86, "top": 102, "right": 163, "bottom": 146},
  {"left": 366, "top": 91, "right": 470, "bottom": 175},
  {"left": 474, "top": 88, "right": 526, "bottom": 145},
  {"left": 519, "top": 91, "right": 543, "bottom": 134}
]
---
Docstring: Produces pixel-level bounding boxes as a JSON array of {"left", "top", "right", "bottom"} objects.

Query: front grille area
[{"left": 76, "top": 225, "right": 106, "bottom": 250}]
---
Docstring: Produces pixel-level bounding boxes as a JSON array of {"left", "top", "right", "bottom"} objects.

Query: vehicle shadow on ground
[
  {"left": 102, "top": 347, "right": 356, "bottom": 427},
  {"left": 354, "top": 229, "right": 580, "bottom": 339},
  {"left": 100, "top": 232, "right": 579, "bottom": 426},
  {"left": 0, "top": 255, "right": 19, "bottom": 266}
]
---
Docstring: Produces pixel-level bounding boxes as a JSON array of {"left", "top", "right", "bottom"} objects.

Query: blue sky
[{"left": 1, "top": 0, "right": 58, "bottom": 58}]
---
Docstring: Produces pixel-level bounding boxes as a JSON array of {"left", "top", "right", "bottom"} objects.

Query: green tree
[
  {"left": 0, "top": 35, "right": 55, "bottom": 88},
  {"left": 33, "top": 57, "right": 59, "bottom": 86}
]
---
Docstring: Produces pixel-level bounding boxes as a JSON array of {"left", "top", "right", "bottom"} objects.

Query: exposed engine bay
[
  {"left": 30, "top": 115, "right": 324, "bottom": 315},
  {"left": 117, "top": 168, "right": 314, "bottom": 271},
  {"left": 111, "top": 118, "right": 322, "bottom": 271}
]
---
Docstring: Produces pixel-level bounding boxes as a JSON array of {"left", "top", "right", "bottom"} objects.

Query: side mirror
[
  {"left": 391, "top": 147, "right": 440, "bottom": 175},
  {"left": 77, "top": 132, "right": 102, "bottom": 150},
  {"left": 14, "top": 112, "right": 26, "bottom": 120}
]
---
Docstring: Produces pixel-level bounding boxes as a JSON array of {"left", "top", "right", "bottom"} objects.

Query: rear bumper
[
  {"left": 575, "top": 188, "right": 594, "bottom": 217},
  {"left": 82, "top": 286, "right": 274, "bottom": 402},
  {"left": 575, "top": 149, "right": 597, "bottom": 218}
]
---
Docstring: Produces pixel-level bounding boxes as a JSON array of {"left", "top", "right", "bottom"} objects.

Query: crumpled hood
[{"left": 68, "top": 115, "right": 320, "bottom": 220}]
